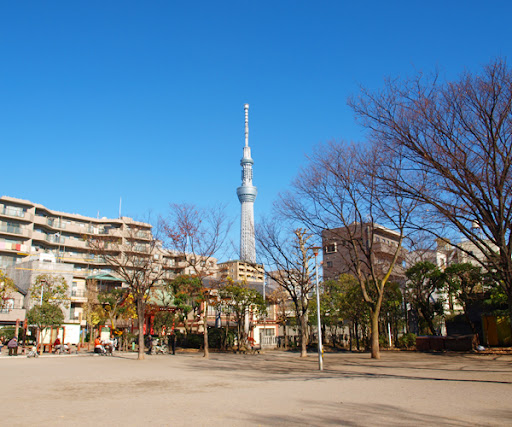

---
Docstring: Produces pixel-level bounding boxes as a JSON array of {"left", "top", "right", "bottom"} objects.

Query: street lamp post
[
  {"left": 39, "top": 279, "right": 45, "bottom": 306},
  {"left": 312, "top": 247, "right": 323, "bottom": 371}
]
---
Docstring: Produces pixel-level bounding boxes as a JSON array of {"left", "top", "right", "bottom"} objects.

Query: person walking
[{"left": 7, "top": 337, "right": 18, "bottom": 356}]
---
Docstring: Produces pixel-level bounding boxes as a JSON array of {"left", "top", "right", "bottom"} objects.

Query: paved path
[{"left": 2, "top": 350, "right": 511, "bottom": 426}]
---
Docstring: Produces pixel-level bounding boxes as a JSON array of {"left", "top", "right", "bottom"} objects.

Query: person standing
[{"left": 7, "top": 337, "right": 18, "bottom": 356}]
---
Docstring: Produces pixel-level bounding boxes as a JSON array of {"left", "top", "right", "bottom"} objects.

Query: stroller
[{"left": 27, "top": 346, "right": 39, "bottom": 358}]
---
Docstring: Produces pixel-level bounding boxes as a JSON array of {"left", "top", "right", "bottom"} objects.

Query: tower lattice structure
[{"left": 236, "top": 103, "right": 257, "bottom": 263}]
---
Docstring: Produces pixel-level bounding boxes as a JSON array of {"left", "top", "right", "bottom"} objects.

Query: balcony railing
[
  {"left": 1, "top": 207, "right": 25, "bottom": 218},
  {"left": 47, "top": 218, "right": 66, "bottom": 229},
  {"left": 46, "top": 235, "right": 65, "bottom": 244},
  {"left": 0, "top": 223, "right": 24, "bottom": 235},
  {"left": 260, "top": 336, "right": 277, "bottom": 348},
  {"left": 0, "top": 302, "right": 24, "bottom": 312},
  {"left": 136, "top": 231, "right": 151, "bottom": 239},
  {"left": 71, "top": 289, "right": 87, "bottom": 298}
]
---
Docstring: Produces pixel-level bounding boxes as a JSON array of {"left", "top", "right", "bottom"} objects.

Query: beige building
[
  {"left": 322, "top": 223, "right": 407, "bottom": 283},
  {"left": 0, "top": 196, "right": 185, "bottom": 333},
  {"left": 217, "top": 260, "right": 264, "bottom": 283}
]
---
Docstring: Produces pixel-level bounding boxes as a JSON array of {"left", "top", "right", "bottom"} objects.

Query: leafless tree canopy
[
  {"left": 279, "top": 142, "right": 414, "bottom": 288},
  {"left": 87, "top": 219, "right": 165, "bottom": 360},
  {"left": 159, "top": 202, "right": 232, "bottom": 358},
  {"left": 276, "top": 141, "right": 416, "bottom": 358},
  {"left": 256, "top": 222, "right": 316, "bottom": 357},
  {"left": 350, "top": 58, "right": 512, "bottom": 315},
  {"left": 160, "top": 203, "right": 232, "bottom": 277}
]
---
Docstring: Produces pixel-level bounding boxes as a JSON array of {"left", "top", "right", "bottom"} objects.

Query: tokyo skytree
[{"left": 236, "top": 103, "right": 257, "bottom": 263}]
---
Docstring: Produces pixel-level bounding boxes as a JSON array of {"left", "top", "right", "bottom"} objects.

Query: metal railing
[
  {"left": 260, "top": 336, "right": 277, "bottom": 347},
  {"left": 71, "top": 289, "right": 87, "bottom": 298},
  {"left": 0, "top": 223, "right": 23, "bottom": 235},
  {"left": 46, "top": 235, "right": 65, "bottom": 244},
  {"left": 47, "top": 218, "right": 66, "bottom": 229},
  {"left": 1, "top": 207, "right": 25, "bottom": 218},
  {"left": 0, "top": 302, "right": 24, "bottom": 312}
]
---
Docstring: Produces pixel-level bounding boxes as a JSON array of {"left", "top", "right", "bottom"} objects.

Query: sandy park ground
[{"left": 1, "top": 350, "right": 511, "bottom": 426}]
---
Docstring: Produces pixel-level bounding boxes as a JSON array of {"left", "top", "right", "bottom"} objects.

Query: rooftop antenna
[{"left": 119, "top": 197, "right": 122, "bottom": 218}]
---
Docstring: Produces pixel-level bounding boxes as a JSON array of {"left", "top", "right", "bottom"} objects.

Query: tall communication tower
[{"left": 236, "top": 103, "right": 257, "bottom": 263}]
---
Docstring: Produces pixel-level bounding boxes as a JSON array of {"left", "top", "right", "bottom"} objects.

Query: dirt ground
[{"left": 1, "top": 350, "right": 511, "bottom": 426}]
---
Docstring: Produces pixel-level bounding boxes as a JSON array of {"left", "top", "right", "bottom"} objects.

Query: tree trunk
[
  {"left": 300, "top": 313, "right": 308, "bottom": 357},
  {"left": 203, "top": 300, "right": 209, "bottom": 358},
  {"left": 38, "top": 327, "right": 44, "bottom": 355},
  {"left": 354, "top": 321, "right": 359, "bottom": 351},
  {"left": 420, "top": 305, "right": 436, "bottom": 335},
  {"left": 349, "top": 322, "right": 353, "bottom": 351},
  {"left": 370, "top": 309, "right": 380, "bottom": 359},
  {"left": 137, "top": 296, "right": 145, "bottom": 360},
  {"left": 508, "top": 292, "right": 512, "bottom": 331}
]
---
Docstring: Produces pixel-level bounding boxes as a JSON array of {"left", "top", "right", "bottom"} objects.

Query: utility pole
[{"left": 312, "top": 247, "right": 323, "bottom": 371}]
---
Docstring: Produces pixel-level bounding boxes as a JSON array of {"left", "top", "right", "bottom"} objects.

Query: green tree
[
  {"left": 443, "top": 263, "right": 485, "bottom": 338},
  {"left": 88, "top": 219, "right": 166, "bottom": 360},
  {"left": 405, "top": 261, "right": 444, "bottom": 335},
  {"left": 336, "top": 274, "right": 370, "bottom": 350},
  {"left": 309, "top": 279, "right": 345, "bottom": 348},
  {"left": 0, "top": 269, "right": 16, "bottom": 309},
  {"left": 30, "top": 274, "right": 69, "bottom": 306},
  {"left": 27, "top": 303, "right": 65, "bottom": 331},
  {"left": 97, "top": 288, "right": 134, "bottom": 331},
  {"left": 161, "top": 203, "right": 232, "bottom": 358},
  {"left": 169, "top": 275, "right": 203, "bottom": 337},
  {"left": 28, "top": 274, "right": 69, "bottom": 353},
  {"left": 380, "top": 281, "right": 404, "bottom": 347},
  {"left": 219, "top": 279, "right": 266, "bottom": 351}
]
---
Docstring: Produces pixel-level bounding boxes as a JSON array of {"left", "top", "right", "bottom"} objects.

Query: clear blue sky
[{"left": 1, "top": 1, "right": 511, "bottom": 257}]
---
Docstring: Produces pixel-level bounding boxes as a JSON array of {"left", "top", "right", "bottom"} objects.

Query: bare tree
[
  {"left": 160, "top": 203, "right": 232, "bottom": 358},
  {"left": 257, "top": 223, "right": 316, "bottom": 358},
  {"left": 267, "top": 287, "right": 291, "bottom": 349},
  {"left": 278, "top": 142, "right": 416, "bottom": 359},
  {"left": 350, "top": 58, "right": 512, "bottom": 326},
  {"left": 88, "top": 218, "right": 165, "bottom": 360}
]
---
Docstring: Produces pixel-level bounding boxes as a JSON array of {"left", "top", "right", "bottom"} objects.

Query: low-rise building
[
  {"left": 217, "top": 260, "right": 264, "bottom": 283},
  {"left": 322, "top": 223, "right": 407, "bottom": 283}
]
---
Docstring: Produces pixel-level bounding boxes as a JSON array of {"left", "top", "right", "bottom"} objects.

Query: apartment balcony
[
  {"left": 135, "top": 230, "right": 151, "bottom": 240},
  {"left": 0, "top": 223, "right": 32, "bottom": 239},
  {"left": 61, "top": 238, "right": 89, "bottom": 250},
  {"left": 45, "top": 234, "right": 66, "bottom": 244},
  {"left": 0, "top": 206, "right": 33, "bottom": 223},
  {"left": 70, "top": 289, "right": 88, "bottom": 302},
  {"left": 63, "top": 254, "right": 105, "bottom": 265},
  {"left": 46, "top": 218, "right": 67, "bottom": 230},
  {"left": 373, "top": 241, "right": 407, "bottom": 258},
  {"left": 33, "top": 215, "right": 66, "bottom": 231},
  {"left": 85, "top": 226, "right": 112, "bottom": 236},
  {"left": 0, "top": 307, "right": 26, "bottom": 323},
  {"left": 0, "top": 241, "right": 30, "bottom": 254}
]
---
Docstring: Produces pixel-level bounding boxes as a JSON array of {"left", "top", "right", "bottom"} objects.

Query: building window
[
  {"left": 325, "top": 244, "right": 337, "bottom": 254},
  {"left": 326, "top": 261, "right": 333, "bottom": 268}
]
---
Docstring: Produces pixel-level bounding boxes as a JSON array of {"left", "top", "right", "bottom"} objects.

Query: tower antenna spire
[{"left": 244, "top": 103, "right": 249, "bottom": 147}]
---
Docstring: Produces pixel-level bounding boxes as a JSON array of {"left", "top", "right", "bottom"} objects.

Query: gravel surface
[{"left": 2, "top": 350, "right": 511, "bottom": 426}]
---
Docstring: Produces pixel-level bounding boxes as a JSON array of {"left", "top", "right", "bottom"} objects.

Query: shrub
[
  {"left": 0, "top": 326, "right": 16, "bottom": 340},
  {"left": 398, "top": 333, "right": 416, "bottom": 349}
]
